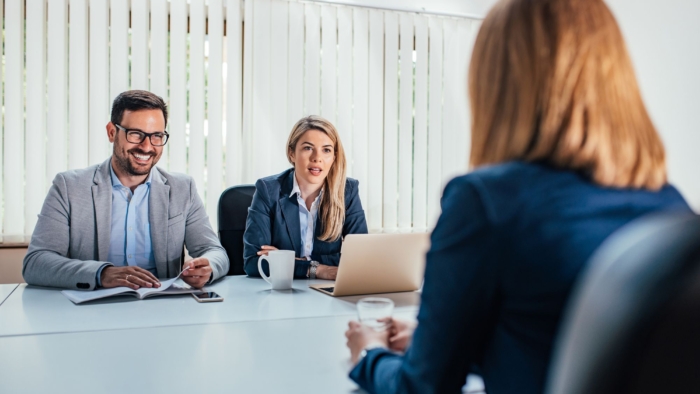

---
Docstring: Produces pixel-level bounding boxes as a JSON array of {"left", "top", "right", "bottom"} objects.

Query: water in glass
[{"left": 357, "top": 297, "right": 394, "bottom": 331}]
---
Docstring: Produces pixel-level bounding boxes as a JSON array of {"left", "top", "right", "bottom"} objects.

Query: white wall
[{"left": 607, "top": 0, "right": 700, "bottom": 211}]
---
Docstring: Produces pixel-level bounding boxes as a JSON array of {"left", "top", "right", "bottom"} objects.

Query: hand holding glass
[{"left": 357, "top": 297, "right": 394, "bottom": 331}]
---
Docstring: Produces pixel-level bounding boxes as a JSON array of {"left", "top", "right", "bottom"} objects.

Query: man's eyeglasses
[{"left": 115, "top": 124, "right": 169, "bottom": 146}]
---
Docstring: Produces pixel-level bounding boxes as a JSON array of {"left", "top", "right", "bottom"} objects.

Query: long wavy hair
[
  {"left": 286, "top": 116, "right": 348, "bottom": 242},
  {"left": 469, "top": 0, "right": 666, "bottom": 189}
]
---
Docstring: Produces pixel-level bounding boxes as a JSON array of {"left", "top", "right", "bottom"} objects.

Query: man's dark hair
[{"left": 110, "top": 90, "right": 169, "bottom": 128}]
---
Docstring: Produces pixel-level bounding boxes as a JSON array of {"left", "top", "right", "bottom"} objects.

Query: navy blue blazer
[
  {"left": 350, "top": 161, "right": 691, "bottom": 394},
  {"left": 243, "top": 168, "right": 368, "bottom": 278}
]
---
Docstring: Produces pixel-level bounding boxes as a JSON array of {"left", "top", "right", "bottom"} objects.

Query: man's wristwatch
[{"left": 309, "top": 260, "right": 320, "bottom": 279}]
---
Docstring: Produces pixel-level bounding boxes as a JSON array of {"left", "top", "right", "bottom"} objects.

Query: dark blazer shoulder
[
  {"left": 443, "top": 162, "right": 560, "bottom": 225},
  {"left": 255, "top": 168, "right": 294, "bottom": 199},
  {"left": 464, "top": 161, "right": 564, "bottom": 188},
  {"left": 345, "top": 177, "right": 359, "bottom": 190}
]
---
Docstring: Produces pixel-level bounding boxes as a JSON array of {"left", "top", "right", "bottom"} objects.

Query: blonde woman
[
  {"left": 243, "top": 115, "right": 368, "bottom": 280},
  {"left": 345, "top": 0, "right": 691, "bottom": 393}
]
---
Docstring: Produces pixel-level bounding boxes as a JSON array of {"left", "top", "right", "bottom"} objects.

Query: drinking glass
[{"left": 357, "top": 297, "right": 394, "bottom": 331}]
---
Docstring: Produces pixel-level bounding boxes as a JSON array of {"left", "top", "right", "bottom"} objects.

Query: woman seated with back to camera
[
  {"left": 344, "top": 0, "right": 692, "bottom": 393},
  {"left": 243, "top": 115, "right": 368, "bottom": 280}
]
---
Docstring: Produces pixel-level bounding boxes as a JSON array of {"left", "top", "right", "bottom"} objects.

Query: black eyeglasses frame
[{"left": 115, "top": 124, "right": 170, "bottom": 147}]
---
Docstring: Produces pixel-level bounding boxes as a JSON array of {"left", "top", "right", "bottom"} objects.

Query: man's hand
[
  {"left": 181, "top": 257, "right": 213, "bottom": 289},
  {"left": 345, "top": 320, "right": 390, "bottom": 365},
  {"left": 100, "top": 266, "right": 161, "bottom": 290}
]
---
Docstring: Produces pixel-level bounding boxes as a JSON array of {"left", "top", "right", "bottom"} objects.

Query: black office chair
[
  {"left": 546, "top": 213, "right": 700, "bottom": 394},
  {"left": 218, "top": 184, "right": 256, "bottom": 276}
]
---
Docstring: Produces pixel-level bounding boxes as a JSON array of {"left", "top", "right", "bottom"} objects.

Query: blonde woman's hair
[
  {"left": 469, "top": 0, "right": 666, "bottom": 189},
  {"left": 287, "top": 115, "right": 347, "bottom": 242}
]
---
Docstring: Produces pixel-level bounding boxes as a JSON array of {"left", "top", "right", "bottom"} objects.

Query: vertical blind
[{"left": 0, "top": 0, "right": 478, "bottom": 242}]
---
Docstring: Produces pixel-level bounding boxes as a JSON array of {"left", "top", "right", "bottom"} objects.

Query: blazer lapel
[
  {"left": 92, "top": 159, "right": 113, "bottom": 262},
  {"left": 278, "top": 172, "right": 302, "bottom": 256},
  {"left": 314, "top": 212, "right": 324, "bottom": 240},
  {"left": 149, "top": 169, "right": 170, "bottom": 278}
]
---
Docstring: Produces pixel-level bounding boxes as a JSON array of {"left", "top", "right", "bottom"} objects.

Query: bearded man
[{"left": 23, "top": 90, "right": 229, "bottom": 290}]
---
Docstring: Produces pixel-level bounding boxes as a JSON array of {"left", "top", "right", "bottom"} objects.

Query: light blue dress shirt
[
  {"left": 290, "top": 171, "right": 322, "bottom": 259},
  {"left": 96, "top": 164, "right": 156, "bottom": 286}
]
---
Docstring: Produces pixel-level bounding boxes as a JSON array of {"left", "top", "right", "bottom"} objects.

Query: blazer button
[{"left": 77, "top": 283, "right": 90, "bottom": 289}]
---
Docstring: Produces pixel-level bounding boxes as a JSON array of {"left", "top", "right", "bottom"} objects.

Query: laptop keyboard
[{"left": 320, "top": 287, "right": 335, "bottom": 292}]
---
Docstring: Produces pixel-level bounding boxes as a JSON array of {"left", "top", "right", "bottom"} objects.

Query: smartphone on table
[{"left": 191, "top": 291, "right": 224, "bottom": 303}]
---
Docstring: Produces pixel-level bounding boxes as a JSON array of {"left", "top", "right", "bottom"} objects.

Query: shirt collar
[
  {"left": 290, "top": 171, "right": 323, "bottom": 200},
  {"left": 290, "top": 171, "right": 302, "bottom": 198},
  {"left": 110, "top": 162, "right": 153, "bottom": 189}
]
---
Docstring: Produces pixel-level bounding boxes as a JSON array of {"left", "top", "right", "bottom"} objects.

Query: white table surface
[
  {"left": 0, "top": 314, "right": 367, "bottom": 394},
  {"left": 0, "top": 284, "right": 18, "bottom": 307},
  {"left": 0, "top": 278, "right": 485, "bottom": 394},
  {"left": 0, "top": 312, "right": 484, "bottom": 394},
  {"left": 0, "top": 276, "right": 421, "bottom": 337}
]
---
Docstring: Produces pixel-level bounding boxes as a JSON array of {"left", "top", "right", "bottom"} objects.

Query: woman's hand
[
  {"left": 316, "top": 264, "right": 338, "bottom": 280},
  {"left": 380, "top": 317, "right": 417, "bottom": 352},
  {"left": 345, "top": 320, "right": 389, "bottom": 365},
  {"left": 259, "top": 246, "right": 306, "bottom": 260},
  {"left": 256, "top": 245, "right": 278, "bottom": 256}
]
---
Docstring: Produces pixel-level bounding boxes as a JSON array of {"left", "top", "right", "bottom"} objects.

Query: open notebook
[{"left": 62, "top": 269, "right": 196, "bottom": 304}]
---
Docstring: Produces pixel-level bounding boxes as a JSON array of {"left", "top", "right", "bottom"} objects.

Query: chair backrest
[
  {"left": 217, "top": 184, "right": 256, "bottom": 275},
  {"left": 546, "top": 213, "right": 700, "bottom": 394}
]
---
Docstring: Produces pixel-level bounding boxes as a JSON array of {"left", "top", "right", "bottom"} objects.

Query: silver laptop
[{"left": 309, "top": 233, "right": 430, "bottom": 297}]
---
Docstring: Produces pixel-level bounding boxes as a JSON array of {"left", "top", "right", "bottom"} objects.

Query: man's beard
[{"left": 113, "top": 147, "right": 156, "bottom": 176}]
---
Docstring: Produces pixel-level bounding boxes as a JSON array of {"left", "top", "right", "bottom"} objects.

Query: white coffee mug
[{"left": 258, "top": 250, "right": 295, "bottom": 290}]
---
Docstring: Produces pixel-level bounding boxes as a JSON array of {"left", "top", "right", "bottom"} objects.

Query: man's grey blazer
[{"left": 23, "top": 157, "right": 230, "bottom": 290}]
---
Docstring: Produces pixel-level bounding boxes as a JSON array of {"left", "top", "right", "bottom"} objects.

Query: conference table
[
  {"left": 0, "top": 276, "right": 484, "bottom": 393},
  {"left": 0, "top": 284, "right": 18, "bottom": 306}
]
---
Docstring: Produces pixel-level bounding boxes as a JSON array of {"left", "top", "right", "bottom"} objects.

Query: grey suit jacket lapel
[
  {"left": 149, "top": 169, "right": 170, "bottom": 278},
  {"left": 278, "top": 172, "right": 302, "bottom": 256},
  {"left": 92, "top": 158, "right": 113, "bottom": 262}
]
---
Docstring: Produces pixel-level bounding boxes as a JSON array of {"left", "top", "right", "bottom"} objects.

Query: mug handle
[{"left": 258, "top": 256, "right": 272, "bottom": 285}]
